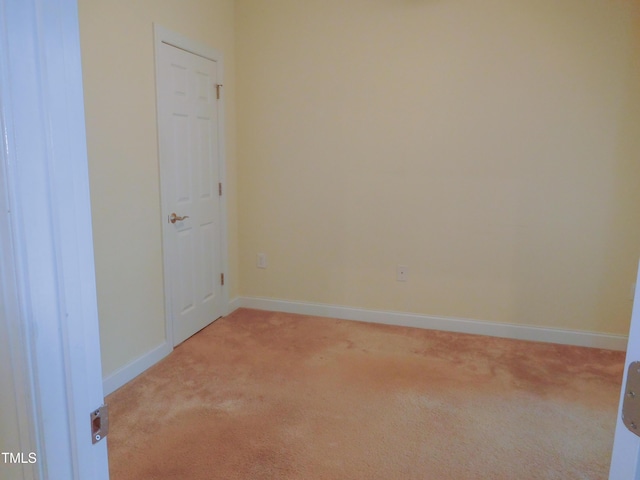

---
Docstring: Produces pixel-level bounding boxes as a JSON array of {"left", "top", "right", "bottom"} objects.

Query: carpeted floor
[{"left": 107, "top": 308, "right": 625, "bottom": 479}]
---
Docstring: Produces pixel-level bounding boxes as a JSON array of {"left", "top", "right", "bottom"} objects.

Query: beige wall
[
  {"left": 236, "top": 0, "right": 640, "bottom": 335},
  {"left": 80, "top": 0, "right": 639, "bottom": 379},
  {"left": 78, "top": 0, "right": 237, "bottom": 377}
]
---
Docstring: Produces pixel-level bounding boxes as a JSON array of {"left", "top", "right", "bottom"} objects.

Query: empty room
[{"left": 1, "top": 0, "right": 639, "bottom": 479}]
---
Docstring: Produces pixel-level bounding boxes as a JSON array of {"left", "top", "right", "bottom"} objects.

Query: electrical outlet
[
  {"left": 396, "top": 265, "right": 408, "bottom": 282},
  {"left": 257, "top": 253, "right": 267, "bottom": 269}
]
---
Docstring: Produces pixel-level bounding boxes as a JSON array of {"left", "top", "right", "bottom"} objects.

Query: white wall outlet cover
[
  {"left": 396, "top": 265, "right": 408, "bottom": 282},
  {"left": 257, "top": 253, "right": 267, "bottom": 269}
]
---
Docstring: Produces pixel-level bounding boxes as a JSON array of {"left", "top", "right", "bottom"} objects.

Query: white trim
[
  {"left": 233, "top": 297, "right": 628, "bottom": 351},
  {"left": 102, "top": 342, "right": 172, "bottom": 396},
  {"left": 609, "top": 261, "right": 640, "bottom": 478},
  {"left": 153, "top": 24, "right": 229, "bottom": 349},
  {"left": 228, "top": 296, "right": 243, "bottom": 315},
  {"left": 154, "top": 24, "right": 223, "bottom": 62},
  {"left": 0, "top": 0, "right": 108, "bottom": 478},
  {"left": 0, "top": 35, "right": 39, "bottom": 480},
  {"left": 101, "top": 295, "right": 627, "bottom": 395}
]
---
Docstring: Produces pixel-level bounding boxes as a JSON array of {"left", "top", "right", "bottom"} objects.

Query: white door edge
[
  {"left": 609, "top": 260, "right": 640, "bottom": 479},
  {"left": 153, "top": 24, "right": 230, "bottom": 349}
]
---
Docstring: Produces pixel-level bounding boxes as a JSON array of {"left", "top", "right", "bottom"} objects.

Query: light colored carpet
[{"left": 107, "top": 308, "right": 624, "bottom": 479}]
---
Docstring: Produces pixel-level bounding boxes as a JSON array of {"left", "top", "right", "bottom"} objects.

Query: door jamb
[
  {"left": 0, "top": 0, "right": 108, "bottom": 477},
  {"left": 153, "top": 24, "right": 230, "bottom": 348}
]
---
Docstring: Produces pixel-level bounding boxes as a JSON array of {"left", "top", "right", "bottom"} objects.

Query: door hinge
[
  {"left": 218, "top": 182, "right": 222, "bottom": 196},
  {"left": 221, "top": 273, "right": 225, "bottom": 286},
  {"left": 90, "top": 404, "right": 109, "bottom": 444},
  {"left": 216, "top": 84, "right": 223, "bottom": 100}
]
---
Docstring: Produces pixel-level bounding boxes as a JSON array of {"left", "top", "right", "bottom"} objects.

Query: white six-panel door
[{"left": 157, "top": 37, "right": 225, "bottom": 346}]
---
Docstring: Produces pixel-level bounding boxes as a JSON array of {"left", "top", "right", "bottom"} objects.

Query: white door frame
[
  {"left": 0, "top": 72, "right": 39, "bottom": 480},
  {"left": 153, "top": 24, "right": 230, "bottom": 348},
  {"left": 0, "top": 0, "right": 108, "bottom": 479},
  {"left": 609, "top": 260, "right": 640, "bottom": 479}
]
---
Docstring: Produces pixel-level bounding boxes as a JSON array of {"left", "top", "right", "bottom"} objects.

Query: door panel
[
  {"left": 201, "top": 222, "right": 216, "bottom": 301},
  {"left": 158, "top": 42, "right": 224, "bottom": 346}
]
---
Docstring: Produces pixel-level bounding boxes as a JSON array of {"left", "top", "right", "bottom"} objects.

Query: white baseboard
[
  {"left": 227, "top": 296, "right": 243, "bottom": 315},
  {"left": 102, "top": 341, "right": 172, "bottom": 395},
  {"left": 102, "top": 299, "right": 242, "bottom": 394},
  {"left": 103, "top": 297, "right": 628, "bottom": 393},
  {"left": 233, "top": 296, "right": 628, "bottom": 351}
]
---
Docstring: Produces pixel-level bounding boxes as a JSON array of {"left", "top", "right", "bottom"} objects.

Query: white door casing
[
  {"left": 610, "top": 261, "right": 640, "bottom": 479},
  {"left": 155, "top": 26, "right": 228, "bottom": 346},
  {"left": 0, "top": 0, "right": 109, "bottom": 479}
]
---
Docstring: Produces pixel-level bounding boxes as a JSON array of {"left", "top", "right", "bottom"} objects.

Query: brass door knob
[{"left": 169, "top": 213, "right": 189, "bottom": 224}]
